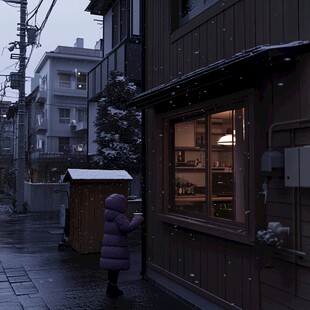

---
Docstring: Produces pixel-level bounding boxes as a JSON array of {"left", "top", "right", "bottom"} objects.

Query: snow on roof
[{"left": 64, "top": 169, "right": 132, "bottom": 181}]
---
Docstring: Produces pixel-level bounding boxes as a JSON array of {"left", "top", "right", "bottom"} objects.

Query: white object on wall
[{"left": 285, "top": 146, "right": 310, "bottom": 187}]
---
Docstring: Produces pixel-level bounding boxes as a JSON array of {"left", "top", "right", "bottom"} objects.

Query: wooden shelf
[
  {"left": 175, "top": 147, "right": 204, "bottom": 151},
  {"left": 175, "top": 167, "right": 205, "bottom": 171}
]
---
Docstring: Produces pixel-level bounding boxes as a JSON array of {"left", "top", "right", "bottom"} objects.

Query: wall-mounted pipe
[{"left": 268, "top": 221, "right": 290, "bottom": 236}]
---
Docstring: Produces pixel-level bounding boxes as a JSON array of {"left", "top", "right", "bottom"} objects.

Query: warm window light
[{"left": 217, "top": 128, "right": 236, "bottom": 145}]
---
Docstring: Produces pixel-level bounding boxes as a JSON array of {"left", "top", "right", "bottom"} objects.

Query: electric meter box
[{"left": 285, "top": 146, "right": 310, "bottom": 187}]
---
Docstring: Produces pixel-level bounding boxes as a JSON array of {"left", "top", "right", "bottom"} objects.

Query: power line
[
  {"left": 27, "top": 0, "right": 44, "bottom": 17},
  {"left": 0, "top": 0, "right": 58, "bottom": 101},
  {"left": 37, "top": 0, "right": 58, "bottom": 35},
  {"left": 1, "top": 0, "right": 19, "bottom": 8}
]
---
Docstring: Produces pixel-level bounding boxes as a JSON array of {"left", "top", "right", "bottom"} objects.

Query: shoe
[{"left": 106, "top": 282, "right": 123, "bottom": 298}]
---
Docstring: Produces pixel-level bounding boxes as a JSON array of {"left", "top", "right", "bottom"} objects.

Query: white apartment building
[{"left": 27, "top": 38, "right": 102, "bottom": 182}]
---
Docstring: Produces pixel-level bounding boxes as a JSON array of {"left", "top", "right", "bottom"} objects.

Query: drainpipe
[{"left": 140, "top": 0, "right": 147, "bottom": 279}]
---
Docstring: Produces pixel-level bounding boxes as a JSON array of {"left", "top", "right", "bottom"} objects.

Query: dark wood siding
[
  {"left": 148, "top": 224, "right": 259, "bottom": 309},
  {"left": 143, "top": 0, "right": 310, "bottom": 309},
  {"left": 145, "top": 0, "right": 310, "bottom": 90},
  {"left": 257, "top": 54, "right": 310, "bottom": 309},
  {"left": 69, "top": 181, "right": 128, "bottom": 254}
]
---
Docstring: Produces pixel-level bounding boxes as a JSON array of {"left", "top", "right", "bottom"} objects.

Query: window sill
[{"left": 158, "top": 213, "right": 253, "bottom": 245}]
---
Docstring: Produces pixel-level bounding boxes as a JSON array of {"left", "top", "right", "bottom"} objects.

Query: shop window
[
  {"left": 169, "top": 107, "right": 247, "bottom": 225},
  {"left": 59, "top": 108, "right": 71, "bottom": 124}
]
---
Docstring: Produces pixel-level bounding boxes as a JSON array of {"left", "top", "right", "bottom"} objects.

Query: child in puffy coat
[{"left": 100, "top": 193, "right": 143, "bottom": 298}]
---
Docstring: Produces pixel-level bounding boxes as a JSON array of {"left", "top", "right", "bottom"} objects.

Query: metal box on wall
[
  {"left": 285, "top": 146, "right": 310, "bottom": 187},
  {"left": 63, "top": 169, "right": 132, "bottom": 254}
]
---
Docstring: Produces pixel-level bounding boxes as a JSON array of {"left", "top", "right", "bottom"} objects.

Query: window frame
[
  {"left": 161, "top": 101, "right": 252, "bottom": 240},
  {"left": 59, "top": 137, "right": 70, "bottom": 153},
  {"left": 170, "top": 0, "right": 225, "bottom": 40},
  {"left": 76, "top": 72, "right": 87, "bottom": 90},
  {"left": 58, "top": 73, "right": 72, "bottom": 89},
  {"left": 58, "top": 108, "right": 71, "bottom": 124},
  {"left": 112, "top": 0, "right": 127, "bottom": 48},
  {"left": 180, "top": 0, "right": 219, "bottom": 25},
  {"left": 77, "top": 108, "right": 87, "bottom": 122}
]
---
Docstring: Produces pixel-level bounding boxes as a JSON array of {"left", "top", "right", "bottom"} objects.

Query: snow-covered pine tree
[{"left": 94, "top": 71, "right": 141, "bottom": 175}]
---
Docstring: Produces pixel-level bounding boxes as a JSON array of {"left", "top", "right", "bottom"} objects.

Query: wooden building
[
  {"left": 63, "top": 169, "right": 132, "bottom": 254},
  {"left": 132, "top": 1, "right": 310, "bottom": 309}
]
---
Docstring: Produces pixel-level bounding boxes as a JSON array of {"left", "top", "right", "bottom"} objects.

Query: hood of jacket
[{"left": 104, "top": 193, "right": 127, "bottom": 221}]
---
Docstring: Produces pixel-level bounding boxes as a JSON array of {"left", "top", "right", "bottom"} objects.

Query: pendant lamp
[{"left": 217, "top": 128, "right": 236, "bottom": 145}]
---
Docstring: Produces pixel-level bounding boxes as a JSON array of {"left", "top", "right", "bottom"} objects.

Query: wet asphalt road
[{"left": 0, "top": 198, "right": 194, "bottom": 310}]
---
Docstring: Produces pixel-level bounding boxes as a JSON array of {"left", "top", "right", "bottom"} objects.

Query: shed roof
[{"left": 63, "top": 169, "right": 132, "bottom": 182}]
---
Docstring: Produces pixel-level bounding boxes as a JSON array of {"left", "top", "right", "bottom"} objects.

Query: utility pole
[{"left": 8, "top": 0, "right": 28, "bottom": 213}]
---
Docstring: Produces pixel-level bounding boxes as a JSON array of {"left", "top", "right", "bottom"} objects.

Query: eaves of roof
[
  {"left": 35, "top": 51, "right": 102, "bottom": 73},
  {"left": 131, "top": 41, "right": 310, "bottom": 110},
  {"left": 85, "top": 0, "right": 114, "bottom": 16}
]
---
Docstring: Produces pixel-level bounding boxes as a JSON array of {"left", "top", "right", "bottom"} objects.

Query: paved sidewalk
[{"left": 0, "top": 206, "right": 194, "bottom": 310}]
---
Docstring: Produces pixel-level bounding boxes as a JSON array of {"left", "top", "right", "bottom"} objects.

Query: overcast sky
[{"left": 0, "top": 0, "right": 102, "bottom": 101}]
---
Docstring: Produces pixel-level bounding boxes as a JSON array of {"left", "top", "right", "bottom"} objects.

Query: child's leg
[{"left": 106, "top": 270, "right": 123, "bottom": 298}]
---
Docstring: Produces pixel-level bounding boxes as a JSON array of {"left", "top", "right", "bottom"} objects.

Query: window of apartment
[
  {"left": 59, "top": 137, "right": 70, "bottom": 153},
  {"left": 1, "top": 108, "right": 7, "bottom": 117},
  {"left": 76, "top": 72, "right": 87, "bottom": 90},
  {"left": 59, "top": 73, "right": 71, "bottom": 88},
  {"left": 77, "top": 108, "right": 86, "bottom": 122},
  {"left": 39, "top": 75, "right": 47, "bottom": 91},
  {"left": 59, "top": 108, "right": 71, "bottom": 124},
  {"left": 112, "top": 0, "right": 127, "bottom": 47},
  {"left": 36, "top": 138, "right": 45, "bottom": 151},
  {"left": 167, "top": 107, "right": 248, "bottom": 226}
]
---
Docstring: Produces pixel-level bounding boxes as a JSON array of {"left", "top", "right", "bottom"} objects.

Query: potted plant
[{"left": 256, "top": 229, "right": 284, "bottom": 268}]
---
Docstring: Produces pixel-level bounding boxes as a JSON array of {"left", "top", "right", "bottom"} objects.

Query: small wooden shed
[{"left": 63, "top": 169, "right": 132, "bottom": 254}]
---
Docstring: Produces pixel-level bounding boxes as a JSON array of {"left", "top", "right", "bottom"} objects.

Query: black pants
[{"left": 108, "top": 270, "right": 120, "bottom": 285}]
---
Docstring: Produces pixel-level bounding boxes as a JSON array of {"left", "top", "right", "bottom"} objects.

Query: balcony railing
[
  {"left": 29, "top": 151, "right": 87, "bottom": 162},
  {"left": 36, "top": 118, "right": 47, "bottom": 132},
  {"left": 35, "top": 89, "right": 47, "bottom": 104},
  {"left": 59, "top": 81, "right": 87, "bottom": 90},
  {"left": 88, "top": 41, "right": 142, "bottom": 100},
  {"left": 75, "top": 120, "right": 87, "bottom": 131}
]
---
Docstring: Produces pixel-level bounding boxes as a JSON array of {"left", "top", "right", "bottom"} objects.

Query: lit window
[
  {"left": 76, "top": 72, "right": 87, "bottom": 90},
  {"left": 1, "top": 108, "right": 7, "bottom": 118},
  {"left": 59, "top": 108, "right": 71, "bottom": 124},
  {"left": 169, "top": 107, "right": 247, "bottom": 224}
]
